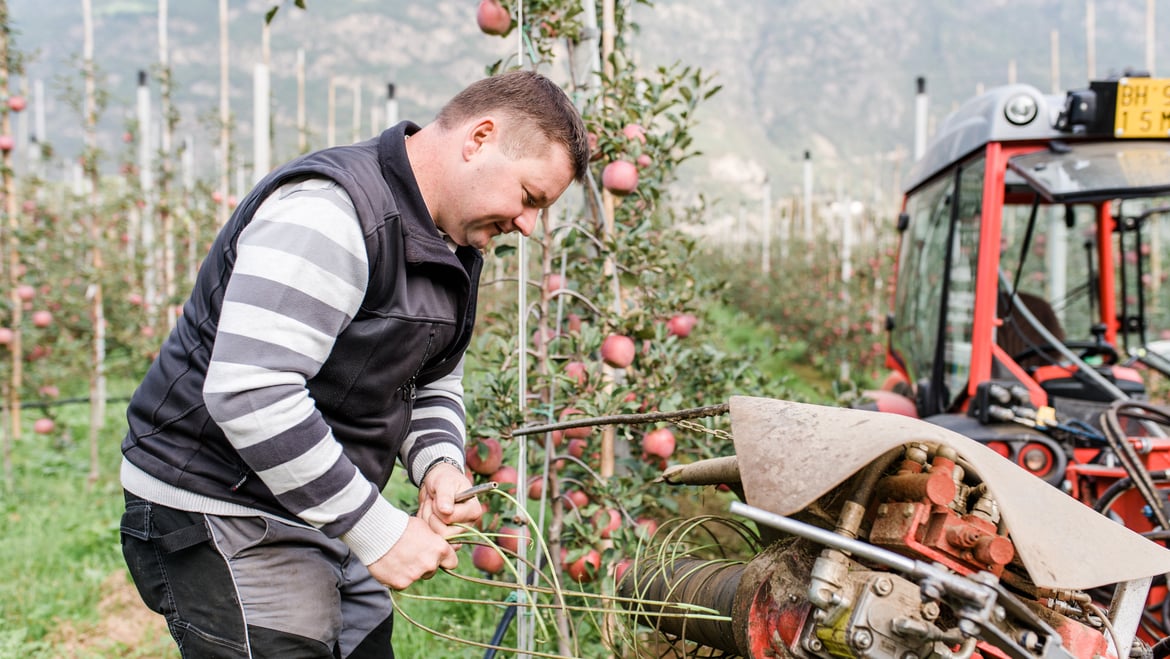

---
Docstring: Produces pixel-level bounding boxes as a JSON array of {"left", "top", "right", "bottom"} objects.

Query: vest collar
[{"left": 378, "top": 122, "right": 472, "bottom": 265}]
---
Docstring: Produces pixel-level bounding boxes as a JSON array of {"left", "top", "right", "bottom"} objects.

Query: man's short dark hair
[{"left": 437, "top": 70, "right": 591, "bottom": 183}]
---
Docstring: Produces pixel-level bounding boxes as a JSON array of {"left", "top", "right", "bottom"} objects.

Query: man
[{"left": 119, "top": 70, "right": 590, "bottom": 658}]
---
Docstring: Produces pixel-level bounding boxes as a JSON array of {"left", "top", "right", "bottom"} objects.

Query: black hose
[
  {"left": 1151, "top": 635, "right": 1170, "bottom": 659},
  {"left": 1092, "top": 471, "right": 1170, "bottom": 516},
  {"left": 482, "top": 554, "right": 546, "bottom": 659}
]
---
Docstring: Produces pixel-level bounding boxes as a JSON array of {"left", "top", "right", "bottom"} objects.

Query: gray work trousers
[{"left": 120, "top": 492, "right": 395, "bottom": 658}]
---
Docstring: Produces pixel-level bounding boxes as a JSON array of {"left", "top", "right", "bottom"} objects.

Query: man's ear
[{"left": 462, "top": 117, "right": 497, "bottom": 161}]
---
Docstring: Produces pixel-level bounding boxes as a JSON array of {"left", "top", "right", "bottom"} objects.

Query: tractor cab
[
  {"left": 882, "top": 75, "right": 1170, "bottom": 489},
  {"left": 888, "top": 76, "right": 1170, "bottom": 423}
]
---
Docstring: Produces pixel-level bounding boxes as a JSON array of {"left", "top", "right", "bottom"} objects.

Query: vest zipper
[{"left": 401, "top": 329, "right": 436, "bottom": 402}]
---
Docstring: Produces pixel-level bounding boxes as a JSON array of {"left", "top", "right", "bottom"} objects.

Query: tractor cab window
[
  {"left": 998, "top": 203, "right": 1097, "bottom": 361},
  {"left": 1114, "top": 201, "right": 1170, "bottom": 359},
  {"left": 892, "top": 155, "right": 985, "bottom": 413}
]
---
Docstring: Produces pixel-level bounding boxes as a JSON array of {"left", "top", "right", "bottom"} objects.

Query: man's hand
[
  {"left": 366, "top": 516, "right": 458, "bottom": 590},
  {"left": 418, "top": 461, "right": 484, "bottom": 538}
]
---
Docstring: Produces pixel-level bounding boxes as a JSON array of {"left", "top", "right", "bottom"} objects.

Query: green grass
[{"left": 0, "top": 388, "right": 177, "bottom": 658}]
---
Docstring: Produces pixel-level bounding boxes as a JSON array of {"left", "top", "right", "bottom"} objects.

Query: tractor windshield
[{"left": 998, "top": 195, "right": 1170, "bottom": 394}]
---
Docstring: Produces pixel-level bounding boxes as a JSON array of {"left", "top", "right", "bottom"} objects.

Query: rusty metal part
[
  {"left": 659, "top": 456, "right": 741, "bottom": 486},
  {"left": 876, "top": 467, "right": 956, "bottom": 506},
  {"left": 727, "top": 396, "right": 1170, "bottom": 590},
  {"left": 734, "top": 538, "right": 819, "bottom": 659}
]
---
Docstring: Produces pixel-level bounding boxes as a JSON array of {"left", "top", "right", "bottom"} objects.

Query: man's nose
[{"left": 513, "top": 208, "right": 538, "bottom": 237}]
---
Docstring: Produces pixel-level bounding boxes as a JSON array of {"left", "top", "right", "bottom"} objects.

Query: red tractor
[
  {"left": 872, "top": 74, "right": 1170, "bottom": 638},
  {"left": 599, "top": 77, "right": 1170, "bottom": 659}
]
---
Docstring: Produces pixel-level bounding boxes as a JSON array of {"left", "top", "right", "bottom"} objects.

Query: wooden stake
[
  {"left": 82, "top": 0, "right": 107, "bottom": 483},
  {"left": 0, "top": 0, "right": 20, "bottom": 487},
  {"left": 218, "top": 0, "right": 230, "bottom": 227}
]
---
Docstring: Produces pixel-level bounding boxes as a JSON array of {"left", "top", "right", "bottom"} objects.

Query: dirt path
[{"left": 50, "top": 571, "right": 176, "bottom": 658}]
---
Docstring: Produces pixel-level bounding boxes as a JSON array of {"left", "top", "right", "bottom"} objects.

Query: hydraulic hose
[{"left": 616, "top": 557, "right": 744, "bottom": 655}]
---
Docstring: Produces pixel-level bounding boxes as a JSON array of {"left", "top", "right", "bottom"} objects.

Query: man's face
[{"left": 440, "top": 119, "right": 575, "bottom": 249}]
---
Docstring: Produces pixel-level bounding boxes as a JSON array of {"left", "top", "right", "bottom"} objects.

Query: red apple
[
  {"left": 600, "top": 334, "right": 636, "bottom": 368},
  {"left": 543, "top": 273, "right": 565, "bottom": 294},
  {"left": 128, "top": 293, "right": 144, "bottom": 306},
  {"left": 33, "top": 417, "right": 54, "bottom": 435},
  {"left": 491, "top": 465, "right": 518, "bottom": 493},
  {"left": 642, "top": 428, "right": 676, "bottom": 459},
  {"left": 614, "top": 557, "right": 633, "bottom": 583},
  {"left": 477, "top": 0, "right": 511, "bottom": 35},
  {"left": 497, "top": 524, "right": 529, "bottom": 554},
  {"left": 601, "top": 160, "right": 638, "bottom": 196},
  {"left": 567, "top": 437, "right": 588, "bottom": 458},
  {"left": 472, "top": 544, "right": 506, "bottom": 574},
  {"left": 0, "top": 134, "right": 14, "bottom": 151},
  {"left": 635, "top": 517, "right": 659, "bottom": 539},
  {"left": 31, "top": 310, "right": 52, "bottom": 328},
  {"left": 566, "top": 313, "right": 583, "bottom": 333},
  {"left": 15, "top": 284, "right": 34, "bottom": 301},
  {"left": 559, "top": 407, "right": 593, "bottom": 439},
  {"left": 565, "top": 549, "right": 602, "bottom": 583},
  {"left": 38, "top": 385, "right": 59, "bottom": 398},
  {"left": 8, "top": 95, "right": 26, "bottom": 112},
  {"left": 0, "top": 327, "right": 13, "bottom": 345},
  {"left": 527, "top": 475, "right": 544, "bottom": 500},
  {"left": 564, "top": 361, "right": 588, "bottom": 386},
  {"left": 594, "top": 508, "right": 622, "bottom": 539},
  {"left": 636, "top": 153, "right": 653, "bottom": 169},
  {"left": 531, "top": 326, "right": 557, "bottom": 350},
  {"left": 564, "top": 489, "right": 590, "bottom": 509},
  {"left": 587, "top": 132, "right": 602, "bottom": 161},
  {"left": 622, "top": 123, "right": 647, "bottom": 144},
  {"left": 666, "top": 313, "right": 697, "bottom": 338},
  {"left": 466, "top": 437, "right": 504, "bottom": 475}
]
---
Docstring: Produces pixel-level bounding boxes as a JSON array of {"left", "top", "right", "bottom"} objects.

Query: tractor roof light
[{"left": 1004, "top": 93, "right": 1040, "bottom": 126}]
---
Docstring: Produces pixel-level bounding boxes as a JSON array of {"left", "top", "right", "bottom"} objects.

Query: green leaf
[
  {"left": 264, "top": 6, "right": 279, "bottom": 24},
  {"left": 294, "top": 0, "right": 306, "bottom": 8},
  {"left": 493, "top": 244, "right": 516, "bottom": 257}
]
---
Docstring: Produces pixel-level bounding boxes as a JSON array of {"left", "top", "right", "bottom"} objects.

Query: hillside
[{"left": 8, "top": 0, "right": 1170, "bottom": 216}]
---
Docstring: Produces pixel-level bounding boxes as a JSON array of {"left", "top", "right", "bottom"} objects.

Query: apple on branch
[
  {"left": 601, "top": 160, "right": 638, "bottom": 196},
  {"left": 600, "top": 333, "right": 636, "bottom": 368},
  {"left": 476, "top": 0, "right": 511, "bottom": 36}
]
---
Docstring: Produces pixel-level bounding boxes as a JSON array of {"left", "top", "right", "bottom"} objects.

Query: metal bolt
[
  {"left": 902, "top": 652, "right": 920, "bottom": 659},
  {"left": 922, "top": 601, "right": 941, "bottom": 620},
  {"left": 872, "top": 576, "right": 894, "bottom": 596},
  {"left": 958, "top": 619, "right": 979, "bottom": 637},
  {"left": 993, "top": 605, "right": 1006, "bottom": 622},
  {"left": 903, "top": 503, "right": 916, "bottom": 518},
  {"left": 1018, "top": 631, "right": 1040, "bottom": 651},
  {"left": 806, "top": 636, "right": 824, "bottom": 653},
  {"left": 852, "top": 629, "right": 874, "bottom": 650}
]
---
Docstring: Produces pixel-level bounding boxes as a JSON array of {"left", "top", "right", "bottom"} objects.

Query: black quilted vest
[{"left": 121, "top": 122, "right": 482, "bottom": 515}]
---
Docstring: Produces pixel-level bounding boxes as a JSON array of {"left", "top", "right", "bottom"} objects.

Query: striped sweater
[{"left": 122, "top": 174, "right": 469, "bottom": 565}]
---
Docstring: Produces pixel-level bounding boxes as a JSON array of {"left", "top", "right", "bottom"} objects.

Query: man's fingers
[{"left": 439, "top": 546, "right": 459, "bottom": 571}]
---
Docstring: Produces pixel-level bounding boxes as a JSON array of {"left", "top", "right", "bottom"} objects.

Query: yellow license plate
[{"left": 1114, "top": 78, "right": 1170, "bottom": 138}]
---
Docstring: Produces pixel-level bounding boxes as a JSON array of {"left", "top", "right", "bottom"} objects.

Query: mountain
[{"left": 7, "top": 0, "right": 1170, "bottom": 216}]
